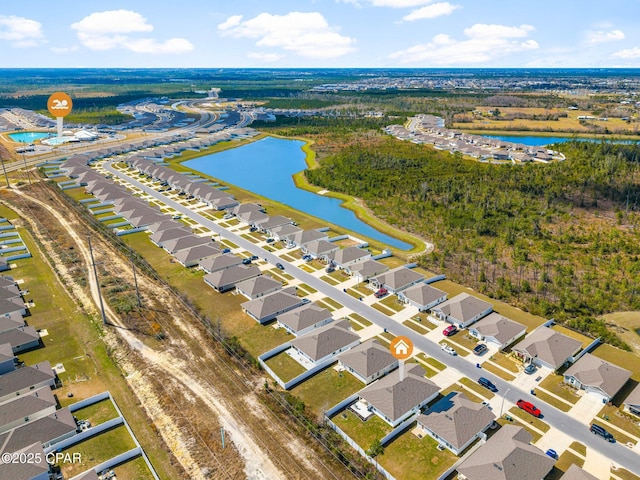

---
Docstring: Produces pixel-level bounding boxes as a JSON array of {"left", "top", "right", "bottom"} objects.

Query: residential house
[
  {"left": 204, "top": 265, "right": 261, "bottom": 293},
  {"left": 149, "top": 226, "right": 191, "bottom": 248},
  {"left": 270, "top": 224, "right": 303, "bottom": 242},
  {"left": 358, "top": 364, "right": 439, "bottom": 427},
  {"left": 456, "top": 425, "right": 555, "bottom": 480},
  {"left": 285, "top": 229, "right": 328, "bottom": 248},
  {"left": 200, "top": 254, "right": 243, "bottom": 274},
  {"left": 0, "top": 362, "right": 56, "bottom": 404},
  {"left": 290, "top": 319, "right": 360, "bottom": 366},
  {"left": 350, "top": 259, "right": 389, "bottom": 283},
  {"left": 174, "top": 244, "right": 222, "bottom": 268},
  {"left": 0, "top": 313, "right": 24, "bottom": 334},
  {"left": 163, "top": 235, "right": 212, "bottom": 255},
  {"left": 0, "top": 442, "right": 50, "bottom": 480},
  {"left": 624, "top": 383, "right": 640, "bottom": 417},
  {"left": 328, "top": 247, "right": 371, "bottom": 270},
  {"left": 242, "top": 289, "right": 307, "bottom": 324},
  {"left": 0, "top": 343, "right": 15, "bottom": 375},
  {"left": 276, "top": 303, "right": 333, "bottom": 336},
  {"left": 0, "top": 325, "right": 40, "bottom": 354},
  {"left": 0, "top": 298, "right": 27, "bottom": 318},
  {"left": 237, "top": 209, "right": 269, "bottom": 226},
  {"left": 563, "top": 353, "right": 631, "bottom": 403},
  {"left": 560, "top": 464, "right": 600, "bottom": 480},
  {"left": 146, "top": 219, "right": 182, "bottom": 234},
  {"left": 258, "top": 215, "right": 293, "bottom": 234},
  {"left": 0, "top": 387, "right": 57, "bottom": 434},
  {"left": 0, "top": 407, "right": 76, "bottom": 452},
  {"left": 431, "top": 293, "right": 493, "bottom": 328},
  {"left": 370, "top": 267, "right": 425, "bottom": 294},
  {"left": 235, "top": 276, "right": 282, "bottom": 300},
  {"left": 417, "top": 392, "right": 495, "bottom": 456},
  {"left": 512, "top": 327, "right": 582, "bottom": 370},
  {"left": 398, "top": 283, "right": 447, "bottom": 311},
  {"left": 302, "top": 239, "right": 339, "bottom": 260},
  {"left": 338, "top": 339, "right": 398, "bottom": 384},
  {"left": 468, "top": 313, "right": 527, "bottom": 350},
  {"left": 230, "top": 203, "right": 264, "bottom": 217}
]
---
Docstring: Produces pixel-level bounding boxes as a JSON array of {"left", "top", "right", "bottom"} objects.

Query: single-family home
[
  {"left": 0, "top": 442, "right": 50, "bottom": 480},
  {"left": 200, "top": 254, "right": 243, "bottom": 274},
  {"left": 350, "top": 259, "right": 389, "bottom": 283},
  {"left": 398, "top": 283, "right": 447, "bottom": 311},
  {"left": 174, "top": 244, "right": 222, "bottom": 268},
  {"left": 417, "top": 392, "right": 495, "bottom": 456},
  {"left": 230, "top": 203, "right": 264, "bottom": 217},
  {"left": 468, "top": 313, "right": 527, "bottom": 350},
  {"left": 204, "top": 265, "right": 261, "bottom": 293},
  {"left": 149, "top": 226, "right": 191, "bottom": 248},
  {"left": 512, "top": 327, "right": 582, "bottom": 371},
  {"left": 242, "top": 290, "right": 307, "bottom": 324},
  {"left": 290, "top": 320, "right": 360, "bottom": 366},
  {"left": 0, "top": 387, "right": 57, "bottom": 434},
  {"left": 163, "top": 235, "right": 212, "bottom": 255},
  {"left": 285, "top": 229, "right": 328, "bottom": 248},
  {"left": 237, "top": 210, "right": 269, "bottom": 226},
  {"left": 0, "top": 298, "right": 27, "bottom": 318},
  {"left": 624, "top": 383, "right": 640, "bottom": 418},
  {"left": 235, "top": 275, "right": 282, "bottom": 300},
  {"left": 328, "top": 247, "right": 371, "bottom": 270},
  {"left": 0, "top": 362, "right": 56, "bottom": 404},
  {"left": 0, "top": 342, "right": 15, "bottom": 375},
  {"left": 0, "top": 313, "right": 24, "bottom": 335},
  {"left": 563, "top": 353, "right": 631, "bottom": 403},
  {"left": 0, "top": 407, "right": 77, "bottom": 452},
  {"left": 276, "top": 303, "right": 333, "bottom": 336},
  {"left": 258, "top": 215, "right": 294, "bottom": 234},
  {"left": 358, "top": 364, "right": 439, "bottom": 427},
  {"left": 147, "top": 219, "right": 182, "bottom": 234},
  {"left": 270, "top": 224, "right": 303, "bottom": 242},
  {"left": 0, "top": 325, "right": 40, "bottom": 354},
  {"left": 302, "top": 239, "right": 339, "bottom": 260},
  {"left": 338, "top": 339, "right": 398, "bottom": 384},
  {"left": 431, "top": 293, "right": 493, "bottom": 329},
  {"left": 456, "top": 425, "right": 555, "bottom": 480},
  {"left": 370, "top": 267, "right": 425, "bottom": 294}
]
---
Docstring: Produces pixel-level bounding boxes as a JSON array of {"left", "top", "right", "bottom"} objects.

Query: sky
[{"left": 1, "top": 0, "right": 640, "bottom": 68}]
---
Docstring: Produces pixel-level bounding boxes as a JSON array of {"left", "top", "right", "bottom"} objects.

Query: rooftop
[
  {"left": 513, "top": 327, "right": 583, "bottom": 370},
  {"left": 433, "top": 293, "right": 493, "bottom": 323},
  {"left": 277, "top": 303, "right": 332, "bottom": 334},
  {"left": 564, "top": 353, "right": 631, "bottom": 398},
  {"left": 291, "top": 319, "right": 359, "bottom": 362},
  {"left": 338, "top": 339, "right": 397, "bottom": 380}
]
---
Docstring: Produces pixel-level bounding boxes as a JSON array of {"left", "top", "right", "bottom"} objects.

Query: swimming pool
[{"left": 8, "top": 132, "right": 51, "bottom": 143}]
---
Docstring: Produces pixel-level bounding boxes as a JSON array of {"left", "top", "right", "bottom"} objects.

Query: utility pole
[
  {"left": 130, "top": 248, "right": 142, "bottom": 308},
  {"left": 22, "top": 152, "right": 31, "bottom": 185},
  {"left": 0, "top": 145, "right": 10, "bottom": 188},
  {"left": 87, "top": 234, "right": 108, "bottom": 325}
]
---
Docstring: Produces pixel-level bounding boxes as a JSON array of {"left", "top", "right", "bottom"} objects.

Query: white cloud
[
  {"left": 247, "top": 52, "right": 285, "bottom": 63},
  {"left": 583, "top": 29, "right": 625, "bottom": 46},
  {"left": 71, "top": 10, "right": 193, "bottom": 54},
  {"left": 218, "top": 12, "right": 356, "bottom": 59},
  {"left": 389, "top": 24, "right": 538, "bottom": 65},
  {"left": 0, "top": 15, "right": 43, "bottom": 47},
  {"left": 402, "top": 2, "right": 461, "bottom": 21},
  {"left": 50, "top": 45, "right": 79, "bottom": 54},
  {"left": 612, "top": 47, "right": 640, "bottom": 59},
  {"left": 369, "top": 0, "right": 435, "bottom": 6}
]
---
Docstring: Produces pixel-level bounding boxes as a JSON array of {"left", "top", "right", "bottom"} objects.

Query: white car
[{"left": 441, "top": 344, "right": 457, "bottom": 356}]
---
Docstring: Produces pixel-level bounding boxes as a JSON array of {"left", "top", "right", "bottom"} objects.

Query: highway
[{"left": 103, "top": 160, "right": 640, "bottom": 477}]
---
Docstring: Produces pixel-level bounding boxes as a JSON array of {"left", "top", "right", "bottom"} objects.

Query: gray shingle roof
[
  {"left": 400, "top": 283, "right": 447, "bottom": 306},
  {"left": 350, "top": 259, "right": 389, "bottom": 280},
  {"left": 242, "top": 291, "right": 305, "bottom": 321},
  {"left": 287, "top": 229, "right": 328, "bottom": 246},
  {"left": 163, "top": 234, "right": 212, "bottom": 254},
  {"left": 0, "top": 407, "right": 76, "bottom": 454},
  {"left": 564, "top": 353, "right": 631, "bottom": 398},
  {"left": 204, "top": 265, "right": 261, "bottom": 290},
  {"left": 456, "top": 425, "right": 555, "bottom": 480},
  {"left": 560, "top": 464, "right": 600, "bottom": 480},
  {"left": 417, "top": 392, "right": 495, "bottom": 451},
  {"left": 0, "top": 326, "right": 39, "bottom": 351},
  {"left": 200, "top": 254, "right": 243, "bottom": 273},
  {"left": 625, "top": 383, "right": 640, "bottom": 408},
  {"left": 434, "top": 293, "right": 492, "bottom": 323},
  {"left": 359, "top": 364, "right": 439, "bottom": 423},
  {"left": 329, "top": 246, "right": 371, "bottom": 265},
  {"left": 277, "top": 303, "right": 332, "bottom": 334},
  {"left": 374, "top": 267, "right": 425, "bottom": 291},
  {"left": 338, "top": 339, "right": 397, "bottom": 380},
  {"left": 0, "top": 343, "right": 13, "bottom": 364},
  {"left": 291, "top": 320, "right": 359, "bottom": 362},
  {"left": 0, "top": 387, "right": 55, "bottom": 430},
  {"left": 0, "top": 442, "right": 49, "bottom": 479},
  {"left": 513, "top": 327, "right": 582, "bottom": 370},
  {"left": 0, "top": 362, "right": 54, "bottom": 399},
  {"left": 304, "top": 239, "right": 338, "bottom": 256},
  {"left": 173, "top": 244, "right": 222, "bottom": 265},
  {"left": 149, "top": 226, "right": 191, "bottom": 245},
  {"left": 235, "top": 275, "right": 282, "bottom": 297},
  {"left": 471, "top": 312, "right": 526, "bottom": 345}
]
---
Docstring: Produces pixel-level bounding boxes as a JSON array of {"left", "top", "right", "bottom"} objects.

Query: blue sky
[{"left": 1, "top": 0, "right": 640, "bottom": 68}]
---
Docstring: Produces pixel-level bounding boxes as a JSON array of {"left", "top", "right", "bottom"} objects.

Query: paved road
[{"left": 103, "top": 161, "right": 640, "bottom": 476}]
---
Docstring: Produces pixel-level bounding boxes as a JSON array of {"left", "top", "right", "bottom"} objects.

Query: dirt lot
[{"left": 3, "top": 177, "right": 350, "bottom": 480}]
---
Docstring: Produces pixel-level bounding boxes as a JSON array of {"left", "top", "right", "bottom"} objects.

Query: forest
[{"left": 303, "top": 134, "right": 640, "bottom": 348}]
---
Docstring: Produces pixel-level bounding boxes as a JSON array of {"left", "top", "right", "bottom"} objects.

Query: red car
[
  {"left": 374, "top": 288, "right": 388, "bottom": 298},
  {"left": 517, "top": 400, "right": 542, "bottom": 417},
  {"left": 442, "top": 325, "right": 458, "bottom": 337}
]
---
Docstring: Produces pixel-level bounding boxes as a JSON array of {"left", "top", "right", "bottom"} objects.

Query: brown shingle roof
[
  {"left": 291, "top": 320, "right": 359, "bottom": 362},
  {"left": 564, "top": 353, "right": 631, "bottom": 398},
  {"left": 338, "top": 339, "right": 397, "bottom": 380}
]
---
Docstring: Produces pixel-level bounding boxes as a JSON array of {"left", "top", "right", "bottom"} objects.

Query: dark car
[
  {"left": 545, "top": 449, "right": 558, "bottom": 459},
  {"left": 478, "top": 377, "right": 498, "bottom": 392},
  {"left": 276, "top": 263, "right": 285, "bottom": 270},
  {"left": 517, "top": 399, "right": 542, "bottom": 418},
  {"left": 250, "top": 255, "right": 259, "bottom": 261},
  {"left": 242, "top": 258, "right": 252, "bottom": 265},
  {"left": 473, "top": 343, "right": 488, "bottom": 355},
  {"left": 524, "top": 364, "right": 537, "bottom": 375},
  {"left": 443, "top": 325, "right": 458, "bottom": 337},
  {"left": 266, "top": 238, "right": 275, "bottom": 243},
  {"left": 590, "top": 424, "right": 615, "bottom": 442},
  {"left": 221, "top": 248, "right": 231, "bottom": 254}
]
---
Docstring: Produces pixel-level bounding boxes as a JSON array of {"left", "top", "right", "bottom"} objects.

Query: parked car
[
  {"left": 221, "top": 248, "right": 231, "bottom": 254},
  {"left": 374, "top": 288, "right": 388, "bottom": 298},
  {"left": 223, "top": 213, "right": 233, "bottom": 219},
  {"left": 171, "top": 214, "right": 182, "bottom": 220},
  {"left": 478, "top": 377, "right": 498, "bottom": 392},
  {"left": 302, "top": 254, "right": 312, "bottom": 261},
  {"left": 242, "top": 258, "right": 252, "bottom": 265},
  {"left": 481, "top": 401, "right": 493, "bottom": 410},
  {"left": 590, "top": 424, "right": 615, "bottom": 442},
  {"left": 266, "top": 238, "right": 275, "bottom": 243},
  {"left": 473, "top": 343, "right": 488, "bottom": 355},
  {"left": 250, "top": 255, "right": 259, "bottom": 261},
  {"left": 442, "top": 325, "right": 458, "bottom": 337},
  {"left": 249, "top": 227, "right": 258, "bottom": 232},
  {"left": 325, "top": 265, "right": 335, "bottom": 273},
  {"left": 441, "top": 344, "right": 457, "bottom": 356},
  {"left": 545, "top": 449, "right": 558, "bottom": 459},
  {"left": 276, "top": 263, "right": 285, "bottom": 270},
  {"left": 524, "top": 364, "right": 537, "bottom": 375},
  {"left": 516, "top": 400, "right": 542, "bottom": 418}
]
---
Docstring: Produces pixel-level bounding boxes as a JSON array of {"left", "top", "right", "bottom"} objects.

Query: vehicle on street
[
  {"left": 242, "top": 258, "right": 252, "bottom": 265},
  {"left": 276, "top": 263, "right": 285, "bottom": 270},
  {"left": 478, "top": 377, "right": 498, "bottom": 392},
  {"left": 221, "top": 248, "right": 231, "bottom": 253},
  {"left": 250, "top": 255, "right": 259, "bottom": 261},
  {"left": 249, "top": 227, "right": 258, "bottom": 232},
  {"left": 473, "top": 343, "right": 488, "bottom": 355},
  {"left": 302, "top": 254, "right": 312, "bottom": 261},
  {"left": 517, "top": 399, "right": 542, "bottom": 417},
  {"left": 172, "top": 214, "right": 182, "bottom": 219},
  {"left": 266, "top": 238, "right": 275, "bottom": 243},
  {"left": 590, "top": 424, "right": 615, "bottom": 442},
  {"left": 374, "top": 288, "right": 388, "bottom": 298},
  {"left": 545, "top": 449, "right": 558, "bottom": 459},
  {"left": 441, "top": 344, "right": 457, "bottom": 356},
  {"left": 524, "top": 364, "right": 537, "bottom": 374},
  {"left": 442, "top": 325, "right": 458, "bottom": 337}
]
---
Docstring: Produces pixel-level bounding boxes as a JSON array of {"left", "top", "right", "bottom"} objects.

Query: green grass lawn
[
  {"left": 346, "top": 288, "right": 362, "bottom": 299},
  {"left": 612, "top": 467, "right": 640, "bottom": 480},
  {"left": 73, "top": 399, "right": 120, "bottom": 426},
  {"left": 315, "top": 300, "right": 336, "bottom": 312},
  {"left": 415, "top": 353, "right": 445, "bottom": 372},
  {"left": 265, "top": 352, "right": 306, "bottom": 382},
  {"left": 353, "top": 283, "right": 373, "bottom": 296},
  {"left": 590, "top": 419, "right": 636, "bottom": 445},
  {"left": 114, "top": 456, "right": 155, "bottom": 480},
  {"left": 59, "top": 425, "right": 138, "bottom": 478},
  {"left": 379, "top": 295, "right": 405, "bottom": 313},
  {"left": 291, "top": 368, "right": 363, "bottom": 416},
  {"left": 532, "top": 388, "right": 572, "bottom": 412},
  {"left": 598, "top": 405, "right": 640, "bottom": 440},
  {"left": 440, "top": 339, "right": 469, "bottom": 357},
  {"left": 508, "top": 407, "right": 550, "bottom": 433},
  {"left": 458, "top": 377, "right": 495, "bottom": 399},
  {"left": 481, "top": 361, "right": 516, "bottom": 381},
  {"left": 298, "top": 283, "right": 317, "bottom": 294},
  {"left": 328, "top": 269, "right": 351, "bottom": 283},
  {"left": 331, "top": 410, "right": 391, "bottom": 451},
  {"left": 378, "top": 425, "right": 456, "bottom": 480},
  {"left": 447, "top": 332, "right": 478, "bottom": 351},
  {"left": 320, "top": 275, "right": 340, "bottom": 286},
  {"left": 371, "top": 302, "right": 396, "bottom": 316},
  {"left": 350, "top": 313, "right": 372, "bottom": 327},
  {"left": 487, "top": 351, "right": 521, "bottom": 373},
  {"left": 240, "top": 323, "right": 293, "bottom": 357},
  {"left": 569, "top": 441, "right": 586, "bottom": 456},
  {"left": 321, "top": 297, "right": 343, "bottom": 310},
  {"left": 538, "top": 374, "right": 580, "bottom": 404},
  {"left": 402, "top": 319, "right": 430, "bottom": 335}
]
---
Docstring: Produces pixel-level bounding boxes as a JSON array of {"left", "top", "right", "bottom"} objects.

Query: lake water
[
  {"left": 8, "top": 131, "right": 51, "bottom": 143},
  {"left": 184, "top": 136, "right": 412, "bottom": 250},
  {"left": 483, "top": 134, "right": 639, "bottom": 146}
]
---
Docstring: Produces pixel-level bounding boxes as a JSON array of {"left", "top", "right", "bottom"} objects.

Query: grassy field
[
  {"left": 508, "top": 406, "right": 550, "bottom": 433},
  {"left": 73, "top": 399, "right": 120, "bottom": 426},
  {"left": 332, "top": 409, "right": 391, "bottom": 451},
  {"left": 551, "top": 324, "right": 593, "bottom": 348},
  {"left": 481, "top": 361, "right": 516, "bottom": 381},
  {"left": 114, "top": 456, "right": 155, "bottom": 480},
  {"left": 487, "top": 351, "right": 521, "bottom": 373},
  {"left": 290, "top": 368, "right": 363, "bottom": 416},
  {"left": 458, "top": 377, "right": 495, "bottom": 399},
  {"left": 602, "top": 311, "right": 640, "bottom": 354},
  {"left": 532, "top": 388, "right": 572, "bottom": 412},
  {"left": 265, "top": 352, "right": 306, "bottom": 382},
  {"left": 538, "top": 374, "right": 581, "bottom": 404},
  {"left": 402, "top": 319, "right": 430, "bottom": 335}
]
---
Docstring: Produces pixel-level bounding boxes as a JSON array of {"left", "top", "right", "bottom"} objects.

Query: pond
[{"left": 184, "top": 136, "right": 412, "bottom": 250}]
